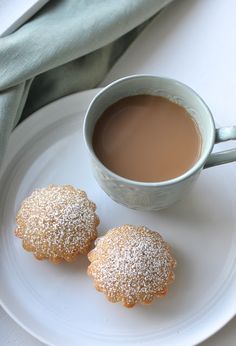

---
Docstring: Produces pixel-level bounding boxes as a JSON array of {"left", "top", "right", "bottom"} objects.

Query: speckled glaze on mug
[{"left": 84, "top": 75, "right": 236, "bottom": 211}]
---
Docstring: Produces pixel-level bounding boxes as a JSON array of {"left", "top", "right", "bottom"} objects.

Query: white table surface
[{"left": 1, "top": 0, "right": 236, "bottom": 344}]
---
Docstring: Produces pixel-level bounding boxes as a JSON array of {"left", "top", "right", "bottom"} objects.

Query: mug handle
[{"left": 204, "top": 126, "right": 236, "bottom": 168}]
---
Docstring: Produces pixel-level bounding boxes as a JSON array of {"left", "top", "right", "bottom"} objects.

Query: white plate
[{"left": 0, "top": 89, "right": 236, "bottom": 346}]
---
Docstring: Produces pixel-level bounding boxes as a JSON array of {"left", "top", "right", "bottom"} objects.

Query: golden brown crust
[
  {"left": 87, "top": 225, "right": 176, "bottom": 308},
  {"left": 15, "top": 185, "right": 99, "bottom": 263}
]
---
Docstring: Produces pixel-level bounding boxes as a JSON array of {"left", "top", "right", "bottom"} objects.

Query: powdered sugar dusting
[
  {"left": 15, "top": 185, "right": 99, "bottom": 262},
  {"left": 88, "top": 225, "right": 176, "bottom": 307}
]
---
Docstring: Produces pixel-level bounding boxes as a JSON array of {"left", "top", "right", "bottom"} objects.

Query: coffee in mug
[
  {"left": 84, "top": 75, "right": 236, "bottom": 211},
  {"left": 92, "top": 95, "right": 202, "bottom": 182}
]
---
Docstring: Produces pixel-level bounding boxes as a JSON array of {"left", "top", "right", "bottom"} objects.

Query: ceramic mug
[{"left": 84, "top": 75, "right": 236, "bottom": 211}]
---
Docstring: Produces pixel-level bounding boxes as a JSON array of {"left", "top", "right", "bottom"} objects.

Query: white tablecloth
[{"left": 1, "top": 0, "right": 236, "bottom": 344}]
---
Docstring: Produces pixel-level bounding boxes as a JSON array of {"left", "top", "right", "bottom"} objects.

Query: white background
[{"left": 0, "top": 0, "right": 48, "bottom": 37}]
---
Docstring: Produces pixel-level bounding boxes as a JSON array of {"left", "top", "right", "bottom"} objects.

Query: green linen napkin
[{"left": 0, "top": 0, "right": 173, "bottom": 166}]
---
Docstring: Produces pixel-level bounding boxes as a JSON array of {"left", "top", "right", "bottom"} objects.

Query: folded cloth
[{"left": 0, "top": 0, "right": 173, "bottom": 166}]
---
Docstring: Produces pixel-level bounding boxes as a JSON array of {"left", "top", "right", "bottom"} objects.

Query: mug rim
[{"left": 83, "top": 74, "right": 216, "bottom": 187}]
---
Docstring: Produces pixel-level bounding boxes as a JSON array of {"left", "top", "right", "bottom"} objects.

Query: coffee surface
[{"left": 92, "top": 95, "right": 202, "bottom": 182}]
